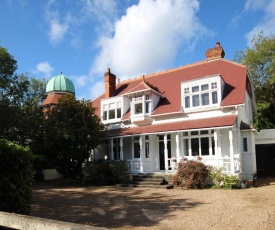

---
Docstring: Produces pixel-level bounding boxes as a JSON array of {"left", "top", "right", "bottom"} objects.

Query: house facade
[{"left": 92, "top": 42, "right": 257, "bottom": 180}]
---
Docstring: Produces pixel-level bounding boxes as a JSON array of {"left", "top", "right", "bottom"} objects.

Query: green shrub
[
  {"left": 210, "top": 167, "right": 239, "bottom": 189},
  {"left": 0, "top": 139, "right": 34, "bottom": 214},
  {"left": 173, "top": 160, "right": 211, "bottom": 189},
  {"left": 82, "top": 160, "right": 129, "bottom": 186}
]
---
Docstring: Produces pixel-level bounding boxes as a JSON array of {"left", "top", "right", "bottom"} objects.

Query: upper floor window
[
  {"left": 102, "top": 101, "right": 122, "bottom": 121},
  {"left": 132, "top": 94, "right": 151, "bottom": 116},
  {"left": 181, "top": 75, "right": 224, "bottom": 112},
  {"left": 183, "top": 82, "right": 219, "bottom": 110}
]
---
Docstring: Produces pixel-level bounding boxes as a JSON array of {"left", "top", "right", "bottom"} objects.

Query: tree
[
  {"left": 0, "top": 45, "right": 47, "bottom": 144},
  {"left": 42, "top": 94, "right": 106, "bottom": 179},
  {"left": 235, "top": 33, "right": 275, "bottom": 129}
]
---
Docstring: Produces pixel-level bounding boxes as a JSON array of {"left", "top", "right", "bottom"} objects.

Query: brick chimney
[
  {"left": 205, "top": 42, "right": 225, "bottom": 61},
  {"left": 104, "top": 68, "right": 116, "bottom": 98}
]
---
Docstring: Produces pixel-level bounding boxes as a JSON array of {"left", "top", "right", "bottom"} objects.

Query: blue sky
[{"left": 1, "top": 0, "right": 275, "bottom": 100}]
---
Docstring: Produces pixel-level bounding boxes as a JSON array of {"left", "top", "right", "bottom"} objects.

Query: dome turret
[{"left": 46, "top": 72, "right": 75, "bottom": 95}]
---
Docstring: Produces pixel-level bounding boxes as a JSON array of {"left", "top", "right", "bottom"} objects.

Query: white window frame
[
  {"left": 131, "top": 94, "right": 152, "bottom": 116},
  {"left": 182, "top": 130, "right": 215, "bottom": 157},
  {"left": 102, "top": 101, "right": 122, "bottom": 121}
]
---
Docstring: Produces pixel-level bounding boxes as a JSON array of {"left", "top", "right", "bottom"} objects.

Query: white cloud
[
  {"left": 89, "top": 81, "right": 104, "bottom": 100},
  {"left": 43, "top": 0, "right": 118, "bottom": 47},
  {"left": 48, "top": 19, "right": 69, "bottom": 45},
  {"left": 71, "top": 75, "right": 89, "bottom": 87},
  {"left": 245, "top": 0, "right": 275, "bottom": 45},
  {"left": 244, "top": 0, "right": 267, "bottom": 11},
  {"left": 91, "top": 0, "right": 209, "bottom": 79},
  {"left": 36, "top": 61, "right": 53, "bottom": 77}
]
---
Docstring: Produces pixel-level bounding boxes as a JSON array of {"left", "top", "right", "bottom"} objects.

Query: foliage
[
  {"left": 0, "top": 139, "right": 34, "bottom": 214},
  {"left": 210, "top": 167, "right": 239, "bottom": 189},
  {"left": 173, "top": 160, "right": 211, "bottom": 189},
  {"left": 0, "top": 45, "right": 47, "bottom": 145},
  {"left": 82, "top": 160, "right": 129, "bottom": 185},
  {"left": 42, "top": 94, "right": 106, "bottom": 179},
  {"left": 235, "top": 33, "right": 275, "bottom": 129}
]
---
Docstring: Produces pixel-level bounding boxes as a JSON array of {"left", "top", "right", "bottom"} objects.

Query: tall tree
[
  {"left": 0, "top": 45, "right": 47, "bottom": 144},
  {"left": 42, "top": 94, "right": 106, "bottom": 178},
  {"left": 235, "top": 33, "right": 275, "bottom": 129}
]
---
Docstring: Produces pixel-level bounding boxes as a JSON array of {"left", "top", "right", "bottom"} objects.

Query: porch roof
[{"left": 108, "top": 114, "right": 237, "bottom": 137}]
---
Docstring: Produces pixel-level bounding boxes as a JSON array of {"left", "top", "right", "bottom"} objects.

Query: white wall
[{"left": 256, "top": 129, "right": 275, "bottom": 145}]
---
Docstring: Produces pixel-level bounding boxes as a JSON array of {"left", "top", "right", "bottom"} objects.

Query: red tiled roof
[
  {"left": 108, "top": 115, "right": 237, "bottom": 137},
  {"left": 41, "top": 93, "right": 63, "bottom": 106},
  {"left": 93, "top": 59, "right": 247, "bottom": 117}
]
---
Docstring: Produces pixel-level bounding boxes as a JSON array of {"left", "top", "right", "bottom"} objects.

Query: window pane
[
  {"left": 135, "top": 103, "right": 142, "bottom": 114},
  {"left": 103, "top": 111, "right": 107, "bottom": 120},
  {"left": 109, "top": 110, "right": 115, "bottom": 119},
  {"left": 191, "top": 138, "right": 199, "bottom": 156},
  {"left": 201, "top": 137, "right": 209, "bottom": 155},
  {"left": 192, "top": 94, "right": 199, "bottom": 107},
  {"left": 183, "top": 139, "right": 189, "bottom": 156},
  {"left": 192, "top": 86, "right": 199, "bottom": 92},
  {"left": 201, "top": 93, "right": 209, "bottom": 105},
  {"left": 212, "top": 91, "right": 218, "bottom": 104},
  {"left": 158, "top": 135, "right": 164, "bottom": 141},
  {"left": 212, "top": 137, "right": 215, "bottom": 155},
  {"left": 117, "top": 108, "right": 121, "bottom": 118},
  {"left": 201, "top": 84, "right": 209, "bottom": 91},
  {"left": 200, "top": 130, "right": 208, "bottom": 135},
  {"left": 145, "top": 135, "right": 149, "bottom": 140},
  {"left": 113, "top": 145, "right": 120, "bottom": 160},
  {"left": 134, "top": 142, "right": 140, "bottom": 158},
  {"left": 145, "top": 142, "right": 150, "bottom": 158},
  {"left": 146, "top": 102, "right": 150, "bottom": 113},
  {"left": 109, "top": 102, "right": 115, "bottom": 108},
  {"left": 167, "top": 141, "right": 171, "bottom": 158},
  {"left": 185, "top": 96, "right": 190, "bottom": 108},
  {"left": 184, "top": 87, "right": 189, "bottom": 94},
  {"left": 191, "top": 131, "right": 198, "bottom": 135},
  {"left": 243, "top": 138, "right": 248, "bottom": 152},
  {"left": 211, "top": 82, "right": 217, "bottom": 89}
]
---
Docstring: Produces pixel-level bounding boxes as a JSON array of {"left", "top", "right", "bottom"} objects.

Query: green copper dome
[{"left": 46, "top": 72, "right": 75, "bottom": 94}]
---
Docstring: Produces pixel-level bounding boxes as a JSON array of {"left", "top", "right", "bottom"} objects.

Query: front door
[
  {"left": 159, "top": 142, "right": 165, "bottom": 170},
  {"left": 158, "top": 135, "right": 171, "bottom": 170}
]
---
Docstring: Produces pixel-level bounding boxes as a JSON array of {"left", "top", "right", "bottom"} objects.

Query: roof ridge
[{"left": 118, "top": 59, "right": 208, "bottom": 85}]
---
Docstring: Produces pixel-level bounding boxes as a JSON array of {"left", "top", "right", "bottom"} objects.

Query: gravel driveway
[{"left": 31, "top": 178, "right": 275, "bottom": 230}]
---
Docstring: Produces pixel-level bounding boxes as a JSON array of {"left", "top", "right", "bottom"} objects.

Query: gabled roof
[
  {"left": 108, "top": 115, "right": 237, "bottom": 137},
  {"left": 93, "top": 58, "right": 248, "bottom": 117}
]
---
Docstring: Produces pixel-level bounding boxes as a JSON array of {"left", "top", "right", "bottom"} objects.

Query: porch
[{"left": 104, "top": 127, "right": 244, "bottom": 175}]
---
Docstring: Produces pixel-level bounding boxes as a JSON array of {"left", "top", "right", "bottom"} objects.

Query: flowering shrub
[
  {"left": 173, "top": 160, "right": 211, "bottom": 189},
  {"left": 210, "top": 167, "right": 239, "bottom": 189}
]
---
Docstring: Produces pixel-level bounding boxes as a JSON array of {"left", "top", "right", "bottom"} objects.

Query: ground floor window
[
  {"left": 183, "top": 130, "right": 215, "bottom": 156},
  {"left": 113, "top": 138, "right": 121, "bottom": 160},
  {"left": 133, "top": 136, "right": 140, "bottom": 158}
]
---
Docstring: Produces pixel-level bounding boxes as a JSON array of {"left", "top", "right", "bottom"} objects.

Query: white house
[{"left": 92, "top": 42, "right": 258, "bottom": 180}]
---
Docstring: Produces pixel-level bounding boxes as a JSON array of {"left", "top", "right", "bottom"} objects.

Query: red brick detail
[
  {"left": 104, "top": 68, "right": 116, "bottom": 98},
  {"left": 205, "top": 42, "right": 225, "bottom": 61}
]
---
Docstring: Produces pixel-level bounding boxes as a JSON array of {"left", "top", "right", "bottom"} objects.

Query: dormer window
[
  {"left": 102, "top": 101, "right": 122, "bottom": 121},
  {"left": 181, "top": 75, "right": 224, "bottom": 112},
  {"left": 132, "top": 94, "right": 151, "bottom": 116}
]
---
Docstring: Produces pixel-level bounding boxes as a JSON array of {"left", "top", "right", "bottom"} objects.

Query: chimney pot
[{"left": 205, "top": 42, "right": 225, "bottom": 61}]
